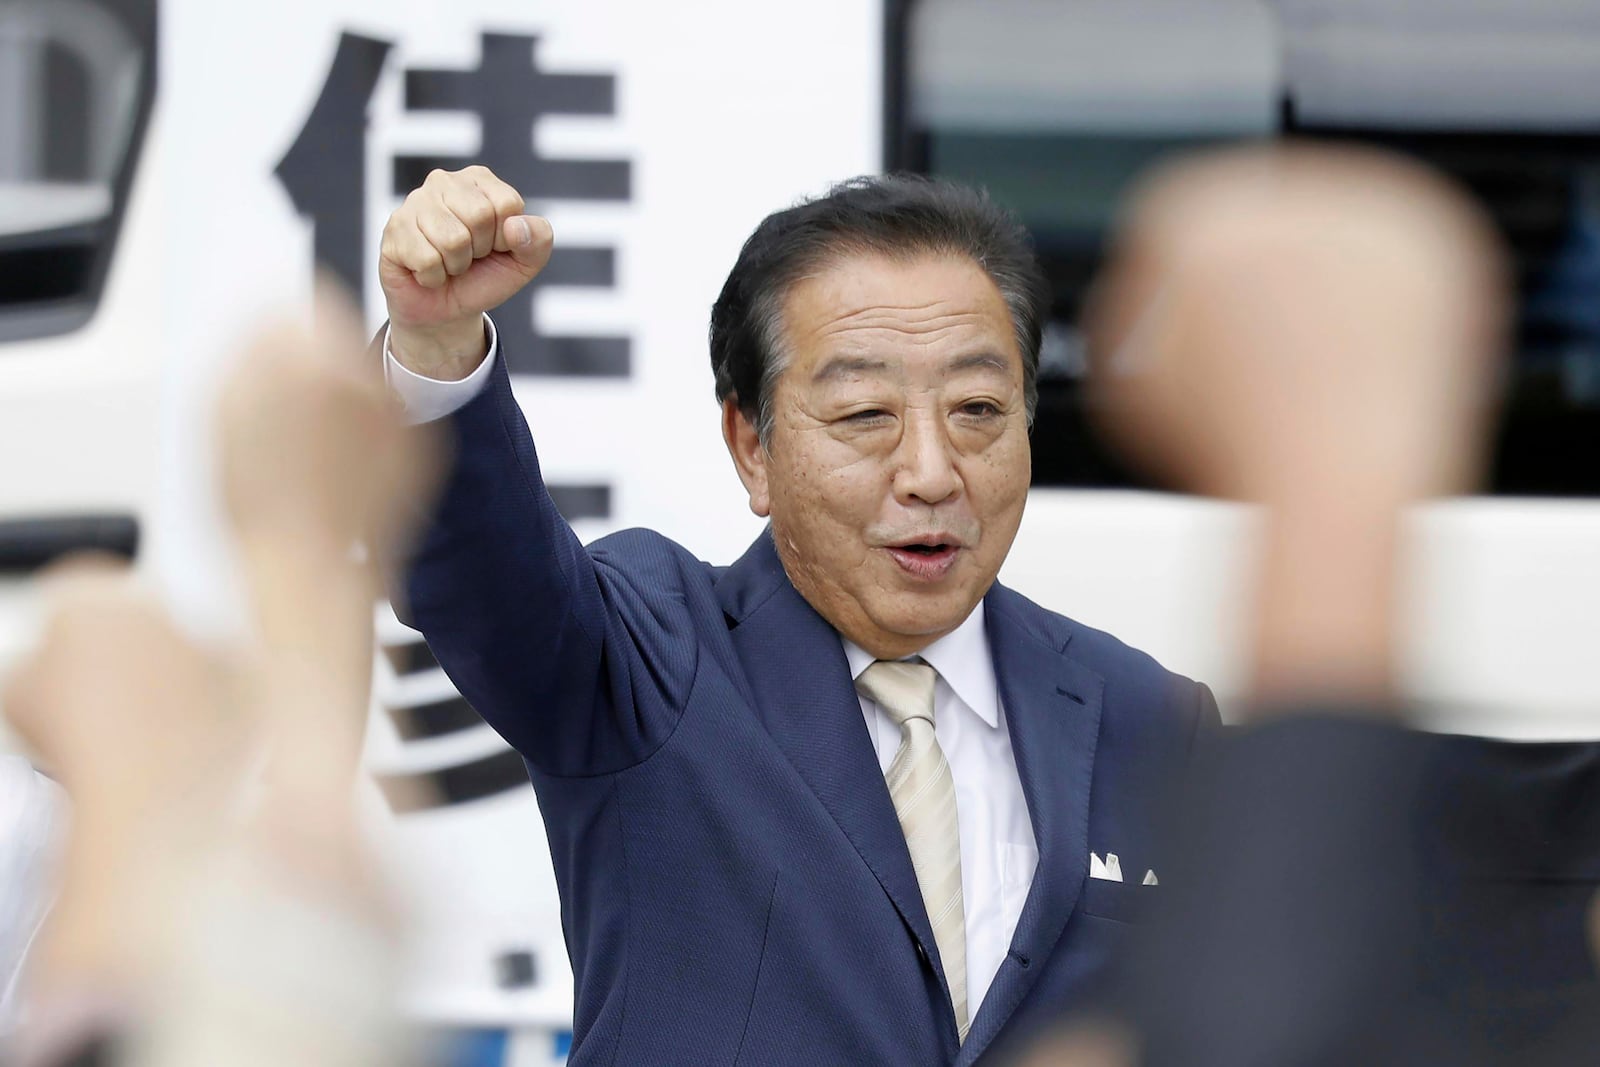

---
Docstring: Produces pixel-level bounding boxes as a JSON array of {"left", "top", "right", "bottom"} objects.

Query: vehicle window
[
  {"left": 0, "top": 0, "right": 156, "bottom": 343},
  {"left": 890, "top": 0, "right": 1600, "bottom": 495}
]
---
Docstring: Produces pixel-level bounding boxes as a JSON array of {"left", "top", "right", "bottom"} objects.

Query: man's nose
[{"left": 892, "top": 410, "right": 961, "bottom": 506}]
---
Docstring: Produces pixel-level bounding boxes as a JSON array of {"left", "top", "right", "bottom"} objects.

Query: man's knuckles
[
  {"left": 417, "top": 215, "right": 473, "bottom": 274},
  {"left": 405, "top": 240, "right": 447, "bottom": 286},
  {"left": 486, "top": 185, "right": 525, "bottom": 219},
  {"left": 389, "top": 167, "right": 528, "bottom": 264}
]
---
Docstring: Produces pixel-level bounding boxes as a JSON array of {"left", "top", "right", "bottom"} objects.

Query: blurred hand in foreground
[
  {"left": 1087, "top": 144, "right": 1509, "bottom": 707},
  {"left": 3, "top": 562, "right": 234, "bottom": 995},
  {"left": 1089, "top": 144, "right": 1506, "bottom": 510},
  {"left": 2, "top": 288, "right": 441, "bottom": 1066},
  {"left": 217, "top": 284, "right": 443, "bottom": 812},
  {"left": 218, "top": 284, "right": 442, "bottom": 573}
]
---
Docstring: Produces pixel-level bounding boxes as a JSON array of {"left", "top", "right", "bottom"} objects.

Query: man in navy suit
[{"left": 377, "top": 165, "right": 1217, "bottom": 1065}]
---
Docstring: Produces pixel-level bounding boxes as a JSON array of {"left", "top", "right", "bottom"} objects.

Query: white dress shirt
[
  {"left": 383, "top": 318, "right": 1040, "bottom": 1016},
  {"left": 842, "top": 608, "right": 1036, "bottom": 1018},
  {"left": 384, "top": 315, "right": 500, "bottom": 422}
]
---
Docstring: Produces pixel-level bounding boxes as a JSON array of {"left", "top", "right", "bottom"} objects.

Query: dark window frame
[
  {"left": 0, "top": 0, "right": 159, "bottom": 345},
  {"left": 883, "top": 0, "right": 1600, "bottom": 497}
]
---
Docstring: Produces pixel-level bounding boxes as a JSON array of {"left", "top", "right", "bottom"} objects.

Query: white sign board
[{"left": 153, "top": 0, "right": 883, "bottom": 1033}]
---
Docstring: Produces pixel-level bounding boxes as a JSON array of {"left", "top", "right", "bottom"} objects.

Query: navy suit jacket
[{"left": 402, "top": 355, "right": 1219, "bottom": 1065}]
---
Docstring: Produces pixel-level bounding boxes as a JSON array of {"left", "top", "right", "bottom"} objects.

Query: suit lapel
[
  {"left": 716, "top": 532, "right": 948, "bottom": 988},
  {"left": 959, "top": 584, "right": 1104, "bottom": 1066}
]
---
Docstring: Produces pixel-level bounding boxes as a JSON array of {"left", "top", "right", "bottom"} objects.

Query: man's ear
[{"left": 722, "top": 397, "right": 771, "bottom": 517}]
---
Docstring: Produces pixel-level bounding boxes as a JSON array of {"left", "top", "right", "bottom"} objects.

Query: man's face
[{"left": 724, "top": 252, "right": 1032, "bottom": 659}]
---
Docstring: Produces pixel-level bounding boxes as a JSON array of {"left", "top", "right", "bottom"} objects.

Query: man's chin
[{"left": 872, "top": 597, "right": 981, "bottom": 645}]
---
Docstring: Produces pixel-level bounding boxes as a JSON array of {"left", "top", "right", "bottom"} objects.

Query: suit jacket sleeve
[{"left": 397, "top": 351, "right": 697, "bottom": 777}]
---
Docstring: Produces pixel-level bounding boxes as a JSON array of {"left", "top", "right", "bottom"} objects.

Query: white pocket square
[
  {"left": 1089, "top": 852, "right": 1124, "bottom": 882},
  {"left": 1142, "top": 869, "right": 1159, "bottom": 886}
]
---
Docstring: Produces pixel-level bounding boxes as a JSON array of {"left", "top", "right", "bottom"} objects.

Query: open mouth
[{"left": 885, "top": 539, "right": 962, "bottom": 580}]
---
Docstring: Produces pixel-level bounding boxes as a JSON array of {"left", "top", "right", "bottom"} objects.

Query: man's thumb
[{"left": 505, "top": 215, "right": 554, "bottom": 272}]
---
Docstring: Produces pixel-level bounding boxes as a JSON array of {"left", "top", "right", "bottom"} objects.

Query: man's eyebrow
[
  {"left": 810, "top": 351, "right": 1014, "bottom": 384},
  {"left": 946, "top": 352, "right": 1013, "bottom": 376},
  {"left": 812, "top": 355, "right": 894, "bottom": 383}
]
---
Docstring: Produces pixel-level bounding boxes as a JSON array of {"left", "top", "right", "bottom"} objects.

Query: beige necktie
[{"left": 856, "top": 659, "right": 970, "bottom": 1041}]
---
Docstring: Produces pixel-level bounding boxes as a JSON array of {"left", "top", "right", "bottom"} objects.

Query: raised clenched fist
[
  {"left": 379, "top": 165, "right": 553, "bottom": 380},
  {"left": 2, "top": 561, "right": 226, "bottom": 804},
  {"left": 1087, "top": 146, "right": 1509, "bottom": 708},
  {"left": 217, "top": 284, "right": 442, "bottom": 569},
  {"left": 1087, "top": 145, "right": 1506, "bottom": 507}
]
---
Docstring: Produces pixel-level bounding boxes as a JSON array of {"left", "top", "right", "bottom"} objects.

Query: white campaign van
[{"left": 3, "top": 1, "right": 1597, "bottom": 1063}]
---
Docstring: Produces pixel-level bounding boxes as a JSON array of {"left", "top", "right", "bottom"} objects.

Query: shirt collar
[{"left": 841, "top": 602, "right": 1001, "bottom": 729}]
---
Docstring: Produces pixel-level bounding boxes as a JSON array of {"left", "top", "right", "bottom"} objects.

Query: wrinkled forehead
[{"left": 775, "top": 250, "right": 1021, "bottom": 380}]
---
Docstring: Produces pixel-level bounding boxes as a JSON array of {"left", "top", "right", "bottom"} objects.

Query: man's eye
[
  {"left": 959, "top": 402, "right": 1000, "bottom": 418},
  {"left": 844, "top": 409, "right": 891, "bottom": 423}
]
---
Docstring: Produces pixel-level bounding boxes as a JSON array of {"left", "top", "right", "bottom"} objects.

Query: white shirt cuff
[{"left": 383, "top": 314, "right": 499, "bottom": 425}]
